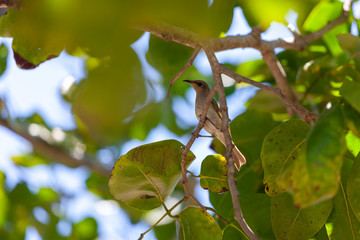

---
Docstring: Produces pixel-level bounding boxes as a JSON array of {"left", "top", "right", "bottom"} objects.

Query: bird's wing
[{"left": 206, "top": 99, "right": 222, "bottom": 129}]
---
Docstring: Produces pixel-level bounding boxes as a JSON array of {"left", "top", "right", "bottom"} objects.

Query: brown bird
[{"left": 184, "top": 80, "right": 246, "bottom": 170}]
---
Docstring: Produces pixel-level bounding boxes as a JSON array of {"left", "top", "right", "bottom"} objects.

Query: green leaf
[
  {"left": 235, "top": 59, "right": 271, "bottom": 82},
  {"left": 11, "top": 154, "right": 49, "bottom": 167},
  {"left": 72, "top": 51, "right": 146, "bottom": 144},
  {"left": 313, "top": 225, "right": 330, "bottom": 240},
  {"left": 347, "top": 154, "right": 360, "bottom": 221},
  {"left": 209, "top": 164, "right": 259, "bottom": 219},
  {"left": 248, "top": 90, "right": 286, "bottom": 113},
  {"left": 271, "top": 193, "right": 333, "bottom": 240},
  {"left": 12, "top": 38, "right": 62, "bottom": 69},
  {"left": 323, "top": 24, "right": 348, "bottom": 57},
  {"left": 346, "top": 132, "right": 360, "bottom": 157},
  {"left": 238, "top": 0, "right": 313, "bottom": 30},
  {"left": 178, "top": 206, "right": 222, "bottom": 240},
  {"left": 278, "top": 105, "right": 346, "bottom": 207},
  {"left": 223, "top": 226, "right": 248, "bottom": 240},
  {"left": 240, "top": 193, "right": 275, "bottom": 240},
  {"left": 0, "top": 171, "right": 8, "bottom": 228},
  {"left": 0, "top": 9, "right": 63, "bottom": 68},
  {"left": 0, "top": 44, "right": 8, "bottom": 76},
  {"left": 108, "top": 140, "right": 195, "bottom": 210},
  {"left": 37, "top": 188, "right": 58, "bottom": 203},
  {"left": 261, "top": 119, "right": 310, "bottom": 197},
  {"left": 338, "top": 33, "right": 360, "bottom": 69},
  {"left": 72, "top": 217, "right": 98, "bottom": 240},
  {"left": 332, "top": 158, "right": 360, "bottom": 240},
  {"left": 200, "top": 155, "right": 229, "bottom": 193},
  {"left": 340, "top": 80, "right": 360, "bottom": 113},
  {"left": 153, "top": 221, "right": 176, "bottom": 240},
  {"left": 146, "top": 35, "right": 193, "bottom": 95},
  {"left": 342, "top": 101, "right": 360, "bottom": 138},
  {"left": 303, "top": 0, "right": 343, "bottom": 32},
  {"left": 86, "top": 172, "right": 113, "bottom": 199}
]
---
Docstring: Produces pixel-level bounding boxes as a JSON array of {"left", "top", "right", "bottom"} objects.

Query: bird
[{"left": 184, "top": 80, "right": 246, "bottom": 170}]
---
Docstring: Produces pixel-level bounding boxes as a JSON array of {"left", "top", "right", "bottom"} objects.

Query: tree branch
[
  {"left": 0, "top": 0, "right": 22, "bottom": 9},
  {"left": 261, "top": 49, "right": 298, "bottom": 114},
  {"left": 137, "top": 0, "right": 352, "bottom": 53},
  {"left": 204, "top": 48, "right": 260, "bottom": 240},
  {"left": 0, "top": 118, "right": 111, "bottom": 177},
  {"left": 167, "top": 47, "right": 200, "bottom": 98},
  {"left": 220, "top": 66, "right": 318, "bottom": 124}
]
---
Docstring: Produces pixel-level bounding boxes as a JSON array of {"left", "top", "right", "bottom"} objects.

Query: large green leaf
[
  {"left": 271, "top": 193, "right": 333, "bottom": 240},
  {"left": 0, "top": 44, "right": 8, "bottom": 76},
  {"left": 178, "top": 206, "right": 222, "bottom": 240},
  {"left": 261, "top": 119, "right": 310, "bottom": 197},
  {"left": 108, "top": 140, "right": 195, "bottom": 210},
  {"left": 200, "top": 154, "right": 229, "bottom": 193},
  {"left": 72, "top": 50, "right": 146, "bottom": 144},
  {"left": 0, "top": 9, "right": 63, "bottom": 68},
  {"left": 303, "top": 0, "right": 343, "bottom": 32},
  {"left": 338, "top": 33, "right": 360, "bottom": 69},
  {"left": 238, "top": 0, "right": 316, "bottom": 30},
  {"left": 340, "top": 80, "right": 360, "bottom": 113},
  {"left": 347, "top": 154, "right": 360, "bottom": 222},
  {"left": 278, "top": 105, "right": 346, "bottom": 207},
  {"left": 240, "top": 193, "right": 275, "bottom": 240},
  {"left": 346, "top": 133, "right": 360, "bottom": 157},
  {"left": 0, "top": 172, "right": 8, "bottom": 228},
  {"left": 342, "top": 102, "right": 360, "bottom": 138},
  {"left": 331, "top": 158, "right": 360, "bottom": 240}
]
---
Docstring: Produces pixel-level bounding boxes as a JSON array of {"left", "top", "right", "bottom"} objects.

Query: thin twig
[
  {"left": 0, "top": 118, "right": 111, "bottom": 176},
  {"left": 220, "top": 66, "right": 318, "bottom": 125},
  {"left": 261, "top": 49, "right": 299, "bottom": 116},
  {"left": 204, "top": 48, "right": 260, "bottom": 240},
  {"left": 206, "top": 207, "right": 249, "bottom": 239},
  {"left": 138, "top": 197, "right": 186, "bottom": 240},
  {"left": 167, "top": 47, "right": 200, "bottom": 98}
]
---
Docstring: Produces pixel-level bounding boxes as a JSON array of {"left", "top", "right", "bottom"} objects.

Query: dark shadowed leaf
[
  {"left": 340, "top": 80, "right": 360, "bottom": 113},
  {"left": 262, "top": 119, "right": 310, "bottom": 197},
  {"left": 342, "top": 102, "right": 360, "bottom": 138},
  {"left": 271, "top": 193, "right": 333, "bottom": 240},
  {"left": 347, "top": 154, "right": 360, "bottom": 222},
  {"left": 154, "top": 221, "right": 176, "bottom": 240},
  {"left": 240, "top": 193, "right": 275, "bottom": 240},
  {"left": 72, "top": 50, "right": 146, "bottom": 144},
  {"left": 332, "top": 158, "right": 360, "bottom": 240},
  {"left": 0, "top": 44, "right": 8, "bottom": 75},
  {"left": 278, "top": 105, "right": 346, "bottom": 207}
]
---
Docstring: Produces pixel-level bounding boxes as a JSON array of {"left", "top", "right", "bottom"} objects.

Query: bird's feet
[{"left": 191, "top": 131, "right": 215, "bottom": 138}]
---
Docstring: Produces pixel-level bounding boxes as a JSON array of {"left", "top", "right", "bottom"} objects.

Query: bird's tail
[{"left": 232, "top": 144, "right": 246, "bottom": 170}]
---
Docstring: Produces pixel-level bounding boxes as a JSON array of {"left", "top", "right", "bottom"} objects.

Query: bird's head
[{"left": 183, "top": 80, "right": 210, "bottom": 94}]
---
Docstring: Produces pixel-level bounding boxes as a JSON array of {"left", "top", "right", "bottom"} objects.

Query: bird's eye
[{"left": 197, "top": 83, "right": 202, "bottom": 86}]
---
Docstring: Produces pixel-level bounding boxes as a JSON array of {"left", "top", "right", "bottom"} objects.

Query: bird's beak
[{"left": 183, "top": 80, "right": 193, "bottom": 84}]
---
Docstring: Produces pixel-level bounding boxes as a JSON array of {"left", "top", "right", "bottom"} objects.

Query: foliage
[{"left": 0, "top": 0, "right": 360, "bottom": 239}]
